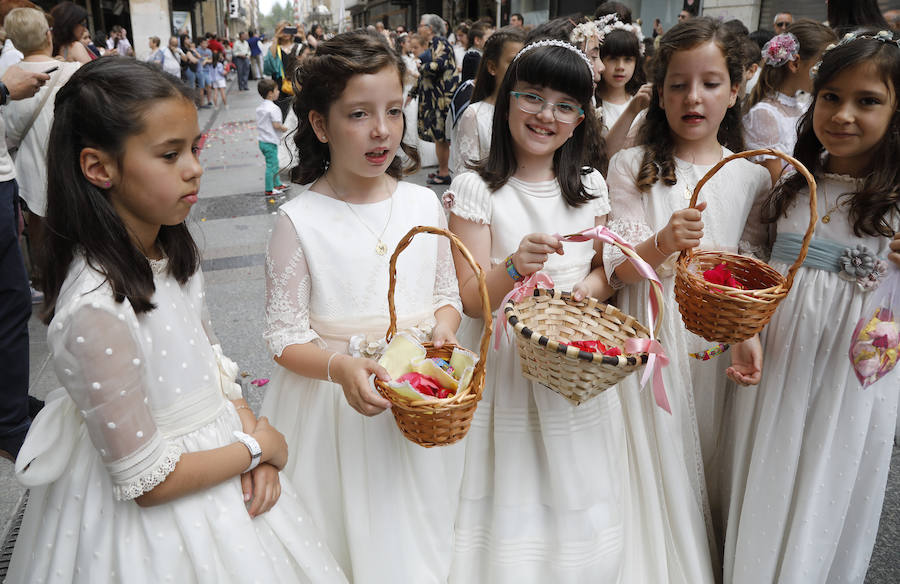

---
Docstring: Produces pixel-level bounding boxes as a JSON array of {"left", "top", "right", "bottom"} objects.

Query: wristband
[
  {"left": 326, "top": 351, "right": 339, "bottom": 383},
  {"left": 505, "top": 255, "right": 524, "bottom": 282},
  {"left": 232, "top": 430, "right": 261, "bottom": 472}
]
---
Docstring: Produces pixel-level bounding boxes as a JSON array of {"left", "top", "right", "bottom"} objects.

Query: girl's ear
[
  {"left": 728, "top": 81, "right": 739, "bottom": 108},
  {"left": 786, "top": 59, "right": 800, "bottom": 74},
  {"left": 486, "top": 59, "right": 497, "bottom": 77},
  {"left": 80, "top": 147, "right": 117, "bottom": 189},
  {"left": 309, "top": 110, "right": 328, "bottom": 143}
]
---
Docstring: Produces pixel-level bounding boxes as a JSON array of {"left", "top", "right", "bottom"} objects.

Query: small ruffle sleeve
[
  {"left": 52, "top": 301, "right": 183, "bottom": 501},
  {"left": 446, "top": 171, "right": 492, "bottom": 225},
  {"left": 603, "top": 150, "right": 655, "bottom": 286},
  {"left": 263, "top": 211, "right": 325, "bottom": 357}
]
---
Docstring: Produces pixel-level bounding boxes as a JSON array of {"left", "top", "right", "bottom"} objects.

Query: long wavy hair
[
  {"left": 636, "top": 17, "right": 745, "bottom": 192},
  {"left": 41, "top": 59, "right": 200, "bottom": 323},
  {"left": 765, "top": 31, "right": 900, "bottom": 238},
  {"left": 474, "top": 42, "right": 597, "bottom": 207},
  {"left": 744, "top": 19, "right": 836, "bottom": 112},
  {"left": 290, "top": 31, "right": 419, "bottom": 184}
]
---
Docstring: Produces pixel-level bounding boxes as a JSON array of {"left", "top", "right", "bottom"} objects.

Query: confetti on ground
[{"left": 250, "top": 378, "right": 270, "bottom": 387}]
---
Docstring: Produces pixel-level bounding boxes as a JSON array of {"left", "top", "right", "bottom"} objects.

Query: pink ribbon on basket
[
  {"left": 557, "top": 225, "right": 671, "bottom": 413},
  {"left": 494, "top": 271, "right": 555, "bottom": 350}
]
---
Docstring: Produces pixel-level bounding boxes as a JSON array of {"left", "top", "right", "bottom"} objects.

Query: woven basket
[
  {"left": 504, "top": 233, "right": 664, "bottom": 406},
  {"left": 374, "top": 226, "right": 492, "bottom": 447},
  {"left": 674, "top": 148, "right": 817, "bottom": 344}
]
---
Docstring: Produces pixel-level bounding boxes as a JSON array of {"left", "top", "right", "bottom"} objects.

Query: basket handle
[
  {"left": 384, "top": 225, "right": 493, "bottom": 390},
  {"left": 558, "top": 226, "right": 665, "bottom": 338},
  {"left": 680, "top": 148, "right": 817, "bottom": 289}
]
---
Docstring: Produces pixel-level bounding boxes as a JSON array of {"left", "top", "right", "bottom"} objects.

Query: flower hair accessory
[
  {"left": 811, "top": 30, "right": 900, "bottom": 79},
  {"left": 599, "top": 19, "right": 646, "bottom": 56},
  {"left": 570, "top": 14, "right": 618, "bottom": 46},
  {"left": 513, "top": 39, "right": 593, "bottom": 78},
  {"left": 762, "top": 32, "right": 799, "bottom": 67}
]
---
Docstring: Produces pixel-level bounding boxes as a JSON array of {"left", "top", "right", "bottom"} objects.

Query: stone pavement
[{"left": 0, "top": 76, "right": 897, "bottom": 582}]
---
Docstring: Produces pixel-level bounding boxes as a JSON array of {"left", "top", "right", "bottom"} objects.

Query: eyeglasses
[{"left": 510, "top": 91, "right": 584, "bottom": 123}]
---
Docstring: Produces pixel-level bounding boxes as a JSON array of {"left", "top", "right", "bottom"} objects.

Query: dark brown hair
[
  {"left": 41, "top": 59, "right": 200, "bottom": 323},
  {"left": 471, "top": 26, "right": 525, "bottom": 103},
  {"left": 475, "top": 42, "right": 598, "bottom": 207},
  {"left": 766, "top": 31, "right": 900, "bottom": 238},
  {"left": 745, "top": 19, "right": 836, "bottom": 112},
  {"left": 291, "top": 31, "right": 418, "bottom": 184},
  {"left": 636, "top": 17, "right": 745, "bottom": 192}
]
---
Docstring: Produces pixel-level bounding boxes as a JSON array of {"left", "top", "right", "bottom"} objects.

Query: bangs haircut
[
  {"left": 291, "top": 31, "right": 419, "bottom": 184},
  {"left": 475, "top": 43, "right": 599, "bottom": 207},
  {"left": 599, "top": 28, "right": 645, "bottom": 94},
  {"left": 767, "top": 29, "right": 900, "bottom": 238},
  {"left": 41, "top": 58, "right": 199, "bottom": 323}
]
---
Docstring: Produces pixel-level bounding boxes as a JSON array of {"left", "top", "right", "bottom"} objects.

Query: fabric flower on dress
[
  {"left": 762, "top": 33, "right": 799, "bottom": 67},
  {"left": 839, "top": 245, "right": 886, "bottom": 291}
]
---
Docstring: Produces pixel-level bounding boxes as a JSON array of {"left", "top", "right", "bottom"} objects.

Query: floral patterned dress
[{"left": 415, "top": 36, "right": 458, "bottom": 143}]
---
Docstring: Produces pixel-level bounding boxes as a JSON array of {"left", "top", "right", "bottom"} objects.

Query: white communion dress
[
  {"left": 445, "top": 170, "right": 629, "bottom": 584},
  {"left": 743, "top": 91, "right": 808, "bottom": 169},
  {"left": 260, "top": 182, "right": 464, "bottom": 584},
  {"left": 449, "top": 100, "right": 493, "bottom": 176},
  {"left": 603, "top": 145, "right": 771, "bottom": 583},
  {"left": 722, "top": 173, "right": 900, "bottom": 584},
  {"left": 7, "top": 257, "right": 345, "bottom": 584}
]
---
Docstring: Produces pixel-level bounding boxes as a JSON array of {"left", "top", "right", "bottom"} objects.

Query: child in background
[
  {"left": 256, "top": 78, "right": 289, "bottom": 196},
  {"left": 449, "top": 26, "right": 525, "bottom": 175},
  {"left": 260, "top": 32, "right": 463, "bottom": 583},
  {"left": 210, "top": 51, "right": 228, "bottom": 108},
  {"left": 6, "top": 58, "right": 344, "bottom": 584},
  {"left": 446, "top": 40, "right": 627, "bottom": 582},
  {"left": 595, "top": 24, "right": 646, "bottom": 135},
  {"left": 603, "top": 18, "right": 770, "bottom": 582},
  {"left": 743, "top": 20, "right": 836, "bottom": 185},
  {"left": 724, "top": 30, "right": 900, "bottom": 584}
]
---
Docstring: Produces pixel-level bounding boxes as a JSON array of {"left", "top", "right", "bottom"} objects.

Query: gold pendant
[
  {"left": 684, "top": 186, "right": 693, "bottom": 200},
  {"left": 822, "top": 214, "right": 831, "bottom": 224},
  {"left": 375, "top": 241, "right": 388, "bottom": 255}
]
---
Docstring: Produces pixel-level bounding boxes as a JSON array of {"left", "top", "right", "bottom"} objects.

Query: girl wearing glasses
[{"left": 445, "top": 41, "right": 628, "bottom": 582}]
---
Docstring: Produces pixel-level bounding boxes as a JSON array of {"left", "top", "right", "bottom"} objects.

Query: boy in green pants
[{"left": 256, "top": 79, "right": 289, "bottom": 195}]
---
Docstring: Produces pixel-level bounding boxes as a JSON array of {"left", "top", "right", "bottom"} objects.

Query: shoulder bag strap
[{"left": 10, "top": 70, "right": 60, "bottom": 154}]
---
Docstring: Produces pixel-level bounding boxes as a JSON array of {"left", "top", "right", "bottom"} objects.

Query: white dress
[
  {"left": 722, "top": 174, "right": 900, "bottom": 584},
  {"left": 743, "top": 92, "right": 807, "bottom": 166},
  {"left": 259, "top": 182, "right": 464, "bottom": 584},
  {"left": 445, "top": 170, "right": 629, "bottom": 583},
  {"left": 449, "top": 101, "right": 493, "bottom": 176},
  {"left": 603, "top": 146, "right": 771, "bottom": 583},
  {"left": 7, "top": 257, "right": 345, "bottom": 584},
  {"left": 600, "top": 98, "right": 630, "bottom": 136}
]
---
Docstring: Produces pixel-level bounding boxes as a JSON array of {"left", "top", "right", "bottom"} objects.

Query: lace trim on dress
[
  {"left": 822, "top": 172, "right": 866, "bottom": 187},
  {"left": 148, "top": 258, "right": 168, "bottom": 275},
  {"left": 263, "top": 245, "right": 323, "bottom": 357},
  {"left": 738, "top": 239, "right": 771, "bottom": 262},
  {"left": 603, "top": 218, "right": 653, "bottom": 282},
  {"left": 773, "top": 90, "right": 802, "bottom": 108},
  {"left": 111, "top": 439, "right": 184, "bottom": 501}
]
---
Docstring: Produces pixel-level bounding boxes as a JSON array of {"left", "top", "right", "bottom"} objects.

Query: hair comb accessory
[
  {"left": 811, "top": 30, "right": 900, "bottom": 79},
  {"left": 570, "top": 14, "right": 618, "bottom": 47},
  {"left": 513, "top": 39, "right": 593, "bottom": 78},
  {"left": 762, "top": 32, "right": 799, "bottom": 67},
  {"left": 598, "top": 19, "right": 646, "bottom": 55}
]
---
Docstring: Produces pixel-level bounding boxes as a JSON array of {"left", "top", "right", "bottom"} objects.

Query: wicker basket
[
  {"left": 504, "top": 229, "right": 665, "bottom": 406},
  {"left": 674, "top": 148, "right": 817, "bottom": 344},
  {"left": 374, "top": 226, "right": 492, "bottom": 447}
]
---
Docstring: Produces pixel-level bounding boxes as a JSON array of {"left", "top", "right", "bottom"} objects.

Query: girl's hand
[
  {"left": 726, "top": 335, "right": 763, "bottom": 386},
  {"left": 889, "top": 232, "right": 900, "bottom": 268},
  {"left": 331, "top": 354, "right": 393, "bottom": 416},
  {"left": 431, "top": 322, "right": 458, "bottom": 349},
  {"left": 657, "top": 201, "right": 707, "bottom": 255},
  {"left": 628, "top": 83, "right": 653, "bottom": 114},
  {"left": 245, "top": 463, "right": 282, "bottom": 518},
  {"left": 512, "top": 233, "right": 564, "bottom": 276},
  {"left": 251, "top": 416, "right": 289, "bottom": 470}
]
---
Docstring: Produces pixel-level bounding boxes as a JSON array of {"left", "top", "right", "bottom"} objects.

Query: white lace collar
[
  {"left": 148, "top": 257, "right": 168, "bottom": 275},
  {"left": 773, "top": 91, "right": 804, "bottom": 109}
]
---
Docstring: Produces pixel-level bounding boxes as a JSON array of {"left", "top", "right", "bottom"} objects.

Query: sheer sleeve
[
  {"left": 263, "top": 212, "right": 325, "bottom": 357},
  {"left": 433, "top": 208, "right": 463, "bottom": 315},
  {"left": 743, "top": 105, "right": 789, "bottom": 161},
  {"left": 603, "top": 150, "right": 654, "bottom": 287},
  {"left": 739, "top": 169, "right": 778, "bottom": 261},
  {"left": 53, "top": 302, "right": 183, "bottom": 501},
  {"left": 446, "top": 171, "right": 491, "bottom": 225},
  {"left": 451, "top": 106, "right": 483, "bottom": 176}
]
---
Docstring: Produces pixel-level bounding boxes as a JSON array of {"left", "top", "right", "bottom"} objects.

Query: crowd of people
[{"left": 2, "top": 0, "right": 900, "bottom": 583}]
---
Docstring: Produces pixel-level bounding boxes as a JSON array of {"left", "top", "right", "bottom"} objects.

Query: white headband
[{"left": 513, "top": 39, "right": 594, "bottom": 79}]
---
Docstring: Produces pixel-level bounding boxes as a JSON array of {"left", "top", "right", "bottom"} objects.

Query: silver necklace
[{"left": 323, "top": 173, "right": 394, "bottom": 255}]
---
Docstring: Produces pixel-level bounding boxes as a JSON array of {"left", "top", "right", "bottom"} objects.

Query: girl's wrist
[
  {"left": 653, "top": 231, "right": 671, "bottom": 257},
  {"left": 505, "top": 254, "right": 525, "bottom": 282}
]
